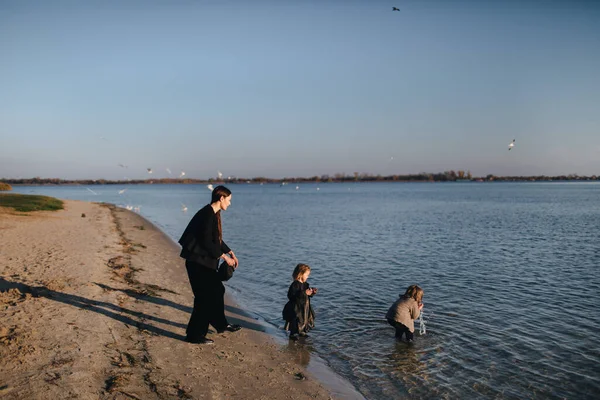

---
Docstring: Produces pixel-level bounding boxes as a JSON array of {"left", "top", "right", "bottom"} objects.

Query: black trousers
[
  {"left": 387, "top": 318, "right": 414, "bottom": 341},
  {"left": 287, "top": 319, "right": 299, "bottom": 335},
  {"left": 185, "top": 261, "right": 228, "bottom": 339}
]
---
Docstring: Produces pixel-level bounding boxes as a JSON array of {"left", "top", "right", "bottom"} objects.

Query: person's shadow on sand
[
  {"left": 93, "top": 282, "right": 268, "bottom": 333},
  {"left": 1, "top": 277, "right": 186, "bottom": 341},
  {"left": 94, "top": 282, "right": 192, "bottom": 313}
]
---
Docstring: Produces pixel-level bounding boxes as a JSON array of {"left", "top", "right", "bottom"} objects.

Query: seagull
[
  {"left": 217, "top": 170, "right": 223, "bottom": 179},
  {"left": 179, "top": 171, "right": 186, "bottom": 178},
  {"left": 207, "top": 184, "right": 214, "bottom": 191},
  {"left": 181, "top": 203, "right": 188, "bottom": 212},
  {"left": 508, "top": 139, "right": 516, "bottom": 151},
  {"left": 166, "top": 168, "right": 172, "bottom": 175},
  {"left": 147, "top": 168, "right": 153, "bottom": 174},
  {"left": 118, "top": 189, "right": 127, "bottom": 195},
  {"left": 118, "top": 163, "right": 128, "bottom": 168},
  {"left": 126, "top": 205, "right": 133, "bottom": 211},
  {"left": 86, "top": 187, "right": 98, "bottom": 195},
  {"left": 393, "top": 7, "right": 400, "bottom": 11}
]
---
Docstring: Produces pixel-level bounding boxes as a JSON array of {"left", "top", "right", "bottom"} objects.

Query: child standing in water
[
  {"left": 386, "top": 285, "right": 424, "bottom": 342},
  {"left": 283, "top": 264, "right": 317, "bottom": 340}
]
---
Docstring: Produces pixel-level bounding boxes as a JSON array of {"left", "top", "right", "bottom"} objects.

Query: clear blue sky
[{"left": 1, "top": 0, "right": 599, "bottom": 180}]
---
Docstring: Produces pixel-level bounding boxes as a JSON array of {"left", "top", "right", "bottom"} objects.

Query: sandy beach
[{"left": 0, "top": 200, "right": 344, "bottom": 399}]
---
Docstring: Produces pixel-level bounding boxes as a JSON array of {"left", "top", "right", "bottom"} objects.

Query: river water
[{"left": 11, "top": 182, "right": 600, "bottom": 399}]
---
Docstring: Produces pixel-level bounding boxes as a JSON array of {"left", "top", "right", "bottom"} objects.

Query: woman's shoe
[
  {"left": 217, "top": 324, "right": 242, "bottom": 333},
  {"left": 185, "top": 336, "right": 214, "bottom": 345}
]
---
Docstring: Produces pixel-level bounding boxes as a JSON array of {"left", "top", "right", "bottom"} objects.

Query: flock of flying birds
[
  {"left": 112, "top": 167, "right": 226, "bottom": 213},
  {"left": 101, "top": 122, "right": 517, "bottom": 213},
  {"left": 110, "top": 139, "right": 517, "bottom": 213},
  {"left": 144, "top": 167, "right": 186, "bottom": 178}
]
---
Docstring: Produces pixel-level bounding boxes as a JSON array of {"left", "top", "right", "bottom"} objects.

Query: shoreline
[
  {"left": 106, "top": 202, "right": 364, "bottom": 400},
  {"left": 0, "top": 199, "right": 363, "bottom": 399}
]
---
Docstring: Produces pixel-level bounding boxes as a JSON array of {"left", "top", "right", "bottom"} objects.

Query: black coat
[
  {"left": 282, "top": 280, "right": 315, "bottom": 333},
  {"left": 178, "top": 204, "right": 231, "bottom": 270}
]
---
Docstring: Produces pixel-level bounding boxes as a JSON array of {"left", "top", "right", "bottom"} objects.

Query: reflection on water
[
  {"left": 387, "top": 341, "right": 426, "bottom": 398},
  {"left": 11, "top": 182, "right": 600, "bottom": 399},
  {"left": 284, "top": 338, "right": 313, "bottom": 367},
  {"left": 389, "top": 342, "right": 422, "bottom": 376}
]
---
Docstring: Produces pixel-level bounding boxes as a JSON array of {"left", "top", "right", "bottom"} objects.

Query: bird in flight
[
  {"left": 393, "top": 7, "right": 400, "bottom": 11},
  {"left": 508, "top": 139, "right": 516, "bottom": 151}
]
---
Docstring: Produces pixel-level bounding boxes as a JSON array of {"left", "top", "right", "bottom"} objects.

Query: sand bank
[{"left": 0, "top": 200, "right": 360, "bottom": 399}]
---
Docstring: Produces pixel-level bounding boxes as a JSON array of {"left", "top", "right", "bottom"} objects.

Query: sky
[{"left": 1, "top": 0, "right": 599, "bottom": 180}]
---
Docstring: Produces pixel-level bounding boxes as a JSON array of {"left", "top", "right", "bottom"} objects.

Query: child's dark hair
[
  {"left": 404, "top": 284, "right": 424, "bottom": 304},
  {"left": 292, "top": 263, "right": 311, "bottom": 280}
]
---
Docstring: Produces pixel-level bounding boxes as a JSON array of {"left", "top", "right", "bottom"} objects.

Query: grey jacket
[{"left": 385, "top": 295, "right": 421, "bottom": 333}]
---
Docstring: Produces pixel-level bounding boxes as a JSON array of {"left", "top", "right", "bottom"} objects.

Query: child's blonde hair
[
  {"left": 292, "top": 263, "right": 311, "bottom": 280},
  {"left": 404, "top": 284, "right": 424, "bottom": 304}
]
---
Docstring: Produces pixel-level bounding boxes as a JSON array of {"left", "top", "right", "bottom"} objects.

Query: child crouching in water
[
  {"left": 283, "top": 263, "right": 317, "bottom": 340},
  {"left": 386, "top": 284, "right": 424, "bottom": 342}
]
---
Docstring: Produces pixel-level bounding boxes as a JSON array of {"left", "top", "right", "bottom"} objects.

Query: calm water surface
[{"left": 11, "top": 182, "right": 600, "bottom": 399}]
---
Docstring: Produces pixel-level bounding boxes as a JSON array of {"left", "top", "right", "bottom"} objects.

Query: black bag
[{"left": 218, "top": 261, "right": 235, "bottom": 281}]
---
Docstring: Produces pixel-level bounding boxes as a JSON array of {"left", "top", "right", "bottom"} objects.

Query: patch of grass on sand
[{"left": 0, "top": 193, "right": 64, "bottom": 212}]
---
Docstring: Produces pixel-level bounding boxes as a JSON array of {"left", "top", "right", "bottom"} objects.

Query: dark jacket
[
  {"left": 282, "top": 280, "right": 315, "bottom": 333},
  {"left": 178, "top": 204, "right": 231, "bottom": 270}
]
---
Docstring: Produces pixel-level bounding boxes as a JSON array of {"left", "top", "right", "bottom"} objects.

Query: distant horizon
[
  {"left": 1, "top": 163, "right": 599, "bottom": 181},
  {"left": 2, "top": 170, "right": 598, "bottom": 183}
]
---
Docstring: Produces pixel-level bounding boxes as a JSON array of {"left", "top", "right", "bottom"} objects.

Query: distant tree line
[
  {"left": 1, "top": 171, "right": 598, "bottom": 185},
  {"left": 481, "top": 174, "right": 598, "bottom": 182}
]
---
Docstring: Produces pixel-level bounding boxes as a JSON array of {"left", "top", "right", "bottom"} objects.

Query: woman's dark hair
[
  {"left": 210, "top": 185, "right": 231, "bottom": 243},
  {"left": 211, "top": 185, "right": 231, "bottom": 204}
]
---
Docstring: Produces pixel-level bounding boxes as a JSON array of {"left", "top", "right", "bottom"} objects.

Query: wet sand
[{"left": 0, "top": 200, "right": 358, "bottom": 399}]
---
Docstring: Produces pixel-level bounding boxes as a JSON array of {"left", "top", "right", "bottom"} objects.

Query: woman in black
[{"left": 178, "top": 185, "right": 241, "bottom": 344}]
